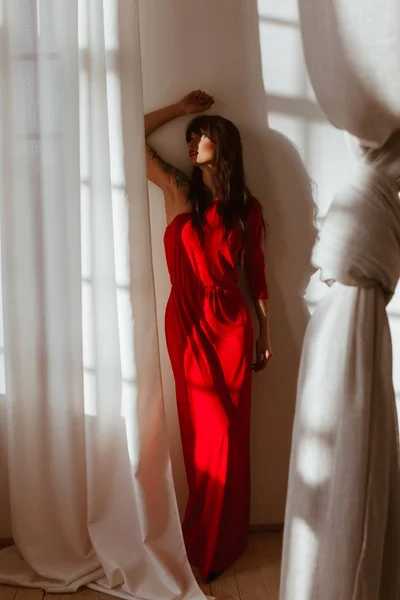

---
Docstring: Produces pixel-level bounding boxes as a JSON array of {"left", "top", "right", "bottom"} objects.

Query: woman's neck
[{"left": 200, "top": 165, "right": 219, "bottom": 199}]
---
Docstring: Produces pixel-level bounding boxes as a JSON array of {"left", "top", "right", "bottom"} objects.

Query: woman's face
[{"left": 187, "top": 133, "right": 216, "bottom": 167}]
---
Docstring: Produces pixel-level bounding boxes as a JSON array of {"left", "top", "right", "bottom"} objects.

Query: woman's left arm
[
  {"left": 243, "top": 199, "right": 273, "bottom": 371},
  {"left": 253, "top": 299, "right": 272, "bottom": 372}
]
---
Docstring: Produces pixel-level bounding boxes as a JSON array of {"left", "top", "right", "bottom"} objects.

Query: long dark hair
[{"left": 185, "top": 115, "right": 260, "bottom": 243}]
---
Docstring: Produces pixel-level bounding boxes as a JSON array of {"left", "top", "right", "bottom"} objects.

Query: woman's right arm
[
  {"left": 145, "top": 141, "right": 190, "bottom": 191},
  {"left": 145, "top": 103, "right": 185, "bottom": 137},
  {"left": 145, "top": 91, "right": 214, "bottom": 192}
]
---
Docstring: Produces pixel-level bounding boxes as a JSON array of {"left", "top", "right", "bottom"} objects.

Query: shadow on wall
[
  {"left": 138, "top": 0, "right": 317, "bottom": 525},
  {"left": 240, "top": 126, "right": 317, "bottom": 524}
]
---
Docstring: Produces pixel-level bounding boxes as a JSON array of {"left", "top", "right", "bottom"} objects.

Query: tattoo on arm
[{"left": 146, "top": 143, "right": 189, "bottom": 189}]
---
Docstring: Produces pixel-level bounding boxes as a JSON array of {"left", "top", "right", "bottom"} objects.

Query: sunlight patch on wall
[
  {"left": 258, "top": 20, "right": 305, "bottom": 100},
  {"left": 388, "top": 305, "right": 400, "bottom": 410},
  {"left": 257, "top": 0, "right": 299, "bottom": 23}
]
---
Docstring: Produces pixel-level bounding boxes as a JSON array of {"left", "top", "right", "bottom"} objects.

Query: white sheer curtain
[
  {"left": 0, "top": 1, "right": 205, "bottom": 598},
  {"left": 280, "top": 1, "right": 400, "bottom": 599}
]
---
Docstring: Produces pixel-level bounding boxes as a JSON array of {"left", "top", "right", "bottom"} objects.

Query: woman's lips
[{"left": 189, "top": 151, "right": 197, "bottom": 157}]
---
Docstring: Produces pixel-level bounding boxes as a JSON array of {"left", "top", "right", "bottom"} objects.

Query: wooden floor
[
  {"left": 197, "top": 532, "right": 282, "bottom": 599},
  {"left": 0, "top": 532, "right": 282, "bottom": 600}
]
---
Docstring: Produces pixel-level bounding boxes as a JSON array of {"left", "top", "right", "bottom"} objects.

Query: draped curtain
[
  {"left": 297, "top": 0, "right": 400, "bottom": 146},
  {"left": 0, "top": 1, "right": 205, "bottom": 598},
  {"left": 280, "top": 1, "right": 400, "bottom": 599}
]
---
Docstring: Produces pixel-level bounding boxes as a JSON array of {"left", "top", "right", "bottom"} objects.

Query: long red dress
[{"left": 164, "top": 198, "right": 268, "bottom": 579}]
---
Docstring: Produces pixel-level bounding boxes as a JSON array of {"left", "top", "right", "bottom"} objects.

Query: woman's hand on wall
[{"left": 178, "top": 90, "right": 214, "bottom": 114}]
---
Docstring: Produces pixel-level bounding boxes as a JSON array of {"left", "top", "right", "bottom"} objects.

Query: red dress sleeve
[{"left": 243, "top": 199, "right": 269, "bottom": 300}]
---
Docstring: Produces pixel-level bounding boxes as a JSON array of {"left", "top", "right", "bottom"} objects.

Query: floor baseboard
[
  {"left": 249, "top": 523, "right": 284, "bottom": 533},
  {"left": 1, "top": 527, "right": 283, "bottom": 549}
]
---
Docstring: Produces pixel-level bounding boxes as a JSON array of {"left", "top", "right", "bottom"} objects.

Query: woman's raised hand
[{"left": 178, "top": 90, "right": 215, "bottom": 115}]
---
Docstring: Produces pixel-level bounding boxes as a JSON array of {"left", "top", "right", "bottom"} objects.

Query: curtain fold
[
  {"left": 0, "top": 1, "right": 206, "bottom": 598},
  {"left": 280, "top": 166, "right": 400, "bottom": 598},
  {"left": 281, "top": 283, "right": 400, "bottom": 600}
]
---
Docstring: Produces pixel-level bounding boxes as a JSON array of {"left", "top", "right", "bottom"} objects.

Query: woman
[{"left": 144, "top": 90, "right": 272, "bottom": 582}]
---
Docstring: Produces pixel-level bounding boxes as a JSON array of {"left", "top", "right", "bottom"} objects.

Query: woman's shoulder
[
  {"left": 249, "top": 195, "right": 261, "bottom": 207},
  {"left": 246, "top": 196, "right": 263, "bottom": 219}
]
